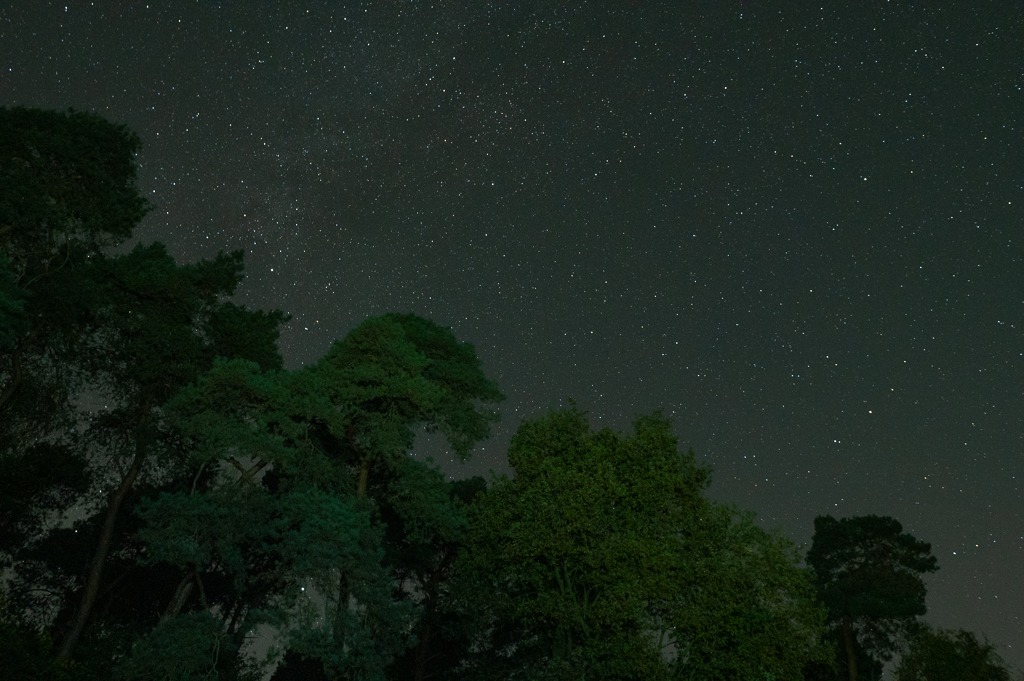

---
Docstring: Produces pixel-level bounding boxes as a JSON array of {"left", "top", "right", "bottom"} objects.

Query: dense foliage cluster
[{"left": 1, "top": 108, "right": 1015, "bottom": 680}]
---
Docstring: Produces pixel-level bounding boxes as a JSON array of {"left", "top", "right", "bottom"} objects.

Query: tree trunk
[
  {"left": 412, "top": 621, "right": 432, "bottom": 681},
  {"left": 56, "top": 449, "right": 145, "bottom": 660},
  {"left": 332, "top": 445, "right": 370, "bottom": 680},
  {"left": 842, "top": 615, "right": 859, "bottom": 681},
  {"left": 164, "top": 574, "right": 194, "bottom": 620},
  {"left": 412, "top": 561, "right": 448, "bottom": 681}
]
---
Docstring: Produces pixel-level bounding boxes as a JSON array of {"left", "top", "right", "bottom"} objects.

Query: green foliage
[
  {"left": 148, "top": 314, "right": 502, "bottom": 680},
  {"left": 458, "top": 408, "right": 826, "bottom": 680},
  {"left": 895, "top": 626, "right": 1014, "bottom": 681},
  {"left": 141, "top": 359, "right": 410, "bottom": 678},
  {"left": 0, "top": 108, "right": 154, "bottom": 665},
  {"left": 380, "top": 469, "right": 484, "bottom": 680},
  {"left": 34, "top": 244, "right": 287, "bottom": 656},
  {"left": 163, "top": 358, "right": 307, "bottom": 470},
  {"left": 204, "top": 302, "right": 290, "bottom": 372},
  {"left": 1, "top": 106, "right": 151, "bottom": 452},
  {"left": 160, "top": 362, "right": 382, "bottom": 538},
  {"left": 379, "top": 455, "right": 467, "bottom": 558},
  {"left": 85, "top": 244, "right": 283, "bottom": 406},
  {"left": 135, "top": 484, "right": 382, "bottom": 597},
  {"left": 0, "top": 440, "right": 89, "bottom": 553},
  {"left": 311, "top": 313, "right": 504, "bottom": 467},
  {"left": 114, "top": 611, "right": 248, "bottom": 681},
  {"left": 0, "top": 109, "right": 287, "bottom": 666},
  {"left": 670, "top": 509, "right": 830, "bottom": 681}
]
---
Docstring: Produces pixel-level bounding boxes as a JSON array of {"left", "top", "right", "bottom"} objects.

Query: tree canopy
[
  {"left": 808, "top": 514, "right": 939, "bottom": 681},
  {"left": 895, "top": 626, "right": 1014, "bottom": 681},
  {"left": 143, "top": 311, "right": 503, "bottom": 680},
  {"left": 1, "top": 105, "right": 149, "bottom": 418},
  {"left": 0, "top": 106, "right": 148, "bottom": 274},
  {"left": 308, "top": 312, "right": 504, "bottom": 497},
  {"left": 457, "top": 408, "right": 827, "bottom": 680}
]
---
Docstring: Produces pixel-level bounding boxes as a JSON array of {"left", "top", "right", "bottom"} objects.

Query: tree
[
  {"left": 288, "top": 315, "right": 501, "bottom": 680},
  {"left": 382, "top": 473, "right": 487, "bottom": 681},
  {"left": 0, "top": 106, "right": 148, "bottom": 414},
  {"left": 3, "top": 108, "right": 515, "bottom": 678},
  {"left": 670, "top": 508, "right": 829, "bottom": 680},
  {"left": 0, "top": 107, "right": 147, "bottom": 266},
  {"left": 1, "top": 108, "right": 151, "bottom": 575},
  {"left": 135, "top": 358, "right": 405, "bottom": 681},
  {"left": 457, "top": 408, "right": 826, "bottom": 680},
  {"left": 133, "top": 314, "right": 503, "bottom": 680},
  {"left": 308, "top": 313, "right": 504, "bottom": 499},
  {"left": 807, "top": 515, "right": 938, "bottom": 681},
  {"left": 51, "top": 244, "right": 286, "bottom": 661},
  {"left": 895, "top": 626, "right": 1014, "bottom": 681}
]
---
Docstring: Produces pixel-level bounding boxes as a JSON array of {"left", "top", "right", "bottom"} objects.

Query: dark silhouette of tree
[
  {"left": 382, "top": 475, "right": 488, "bottom": 681},
  {"left": 270, "top": 650, "right": 330, "bottom": 681},
  {"left": 0, "top": 252, "right": 26, "bottom": 351},
  {"left": 807, "top": 515, "right": 938, "bottom": 681},
  {"left": 0, "top": 106, "right": 148, "bottom": 416},
  {"left": 896, "top": 626, "right": 1014, "bottom": 681},
  {"left": 0, "top": 104, "right": 292, "bottom": 677},
  {"left": 1, "top": 107, "right": 150, "bottom": 575}
]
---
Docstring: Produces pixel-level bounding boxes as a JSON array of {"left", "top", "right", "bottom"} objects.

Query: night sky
[{"left": 3, "top": 1, "right": 1022, "bottom": 670}]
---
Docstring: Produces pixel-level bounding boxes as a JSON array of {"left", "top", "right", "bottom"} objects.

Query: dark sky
[{"left": 3, "top": 0, "right": 1022, "bottom": 670}]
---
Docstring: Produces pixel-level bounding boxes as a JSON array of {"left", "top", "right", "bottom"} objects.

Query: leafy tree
[
  {"left": 0, "top": 240, "right": 286, "bottom": 663},
  {"left": 0, "top": 106, "right": 148, "bottom": 415},
  {"left": 0, "top": 107, "right": 147, "bottom": 267},
  {"left": 113, "top": 610, "right": 261, "bottom": 681},
  {"left": 134, "top": 314, "right": 503, "bottom": 680},
  {"left": 382, "top": 473, "right": 487, "bottom": 681},
  {"left": 1, "top": 107, "right": 151, "bottom": 635},
  {"left": 671, "top": 508, "right": 829, "bottom": 680},
  {"left": 1, "top": 108, "right": 151, "bottom": 577},
  {"left": 807, "top": 515, "right": 938, "bottom": 681},
  {"left": 52, "top": 244, "right": 286, "bottom": 660},
  {"left": 297, "top": 311, "right": 503, "bottom": 679},
  {"left": 308, "top": 313, "right": 504, "bottom": 498},
  {"left": 3, "top": 107, "right": 514, "bottom": 678},
  {"left": 458, "top": 408, "right": 826, "bottom": 680},
  {"left": 895, "top": 626, "right": 1014, "bottom": 681},
  {"left": 129, "top": 359, "right": 393, "bottom": 680}
]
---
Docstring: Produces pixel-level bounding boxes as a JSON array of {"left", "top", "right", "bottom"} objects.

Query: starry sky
[{"left": 3, "top": 0, "right": 1022, "bottom": 670}]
